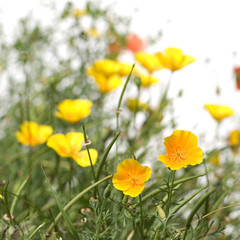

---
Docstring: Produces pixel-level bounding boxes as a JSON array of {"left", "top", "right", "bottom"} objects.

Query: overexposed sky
[{"left": 1, "top": 0, "right": 240, "bottom": 148}]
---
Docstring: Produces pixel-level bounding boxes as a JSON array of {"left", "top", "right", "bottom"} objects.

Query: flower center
[{"left": 169, "top": 147, "right": 187, "bottom": 162}]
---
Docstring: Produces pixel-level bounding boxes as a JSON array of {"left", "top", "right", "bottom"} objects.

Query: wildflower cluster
[{"left": 0, "top": 1, "right": 239, "bottom": 240}]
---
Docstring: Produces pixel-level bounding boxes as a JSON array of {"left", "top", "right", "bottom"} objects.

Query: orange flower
[
  {"left": 56, "top": 99, "right": 93, "bottom": 124},
  {"left": 126, "top": 34, "right": 146, "bottom": 53},
  {"left": 135, "top": 52, "right": 163, "bottom": 73},
  {"left": 112, "top": 159, "right": 152, "bottom": 197},
  {"left": 156, "top": 47, "right": 195, "bottom": 71},
  {"left": 158, "top": 130, "right": 203, "bottom": 170},
  {"left": 47, "top": 132, "right": 98, "bottom": 167},
  {"left": 204, "top": 104, "right": 234, "bottom": 122},
  {"left": 16, "top": 121, "right": 53, "bottom": 146}
]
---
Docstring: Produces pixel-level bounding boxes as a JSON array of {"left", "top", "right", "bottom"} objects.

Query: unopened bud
[
  {"left": 103, "top": 184, "right": 111, "bottom": 199},
  {"left": 157, "top": 205, "right": 166, "bottom": 220}
]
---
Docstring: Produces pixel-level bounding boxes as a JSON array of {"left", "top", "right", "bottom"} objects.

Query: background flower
[
  {"left": 56, "top": 99, "right": 93, "bottom": 124},
  {"left": 126, "top": 33, "right": 146, "bottom": 53},
  {"left": 156, "top": 47, "right": 195, "bottom": 71},
  {"left": 47, "top": 132, "right": 98, "bottom": 167},
  {"left": 16, "top": 121, "right": 53, "bottom": 146},
  {"left": 204, "top": 104, "right": 234, "bottom": 122},
  {"left": 135, "top": 52, "right": 162, "bottom": 73}
]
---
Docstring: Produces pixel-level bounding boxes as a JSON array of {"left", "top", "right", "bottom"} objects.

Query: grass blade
[{"left": 42, "top": 167, "right": 80, "bottom": 239}]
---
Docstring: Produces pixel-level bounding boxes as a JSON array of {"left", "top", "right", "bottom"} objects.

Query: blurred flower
[
  {"left": 229, "top": 130, "right": 240, "bottom": 146},
  {"left": 16, "top": 121, "right": 53, "bottom": 146},
  {"left": 135, "top": 73, "right": 158, "bottom": 87},
  {"left": 87, "top": 59, "right": 134, "bottom": 92},
  {"left": 118, "top": 63, "right": 135, "bottom": 76},
  {"left": 135, "top": 52, "right": 163, "bottom": 73},
  {"left": 86, "top": 28, "right": 100, "bottom": 38},
  {"left": 126, "top": 98, "right": 148, "bottom": 112},
  {"left": 112, "top": 159, "right": 152, "bottom": 197},
  {"left": 0, "top": 194, "right": 2, "bottom": 199},
  {"left": 234, "top": 67, "right": 240, "bottom": 90},
  {"left": 204, "top": 104, "right": 234, "bottom": 122},
  {"left": 209, "top": 153, "right": 220, "bottom": 166},
  {"left": 156, "top": 47, "right": 195, "bottom": 71},
  {"left": 90, "top": 72, "right": 122, "bottom": 93},
  {"left": 73, "top": 8, "right": 87, "bottom": 18},
  {"left": 159, "top": 130, "right": 203, "bottom": 170},
  {"left": 56, "top": 99, "right": 93, "bottom": 124},
  {"left": 47, "top": 132, "right": 98, "bottom": 167},
  {"left": 89, "top": 59, "right": 121, "bottom": 76},
  {"left": 126, "top": 34, "right": 146, "bottom": 53}
]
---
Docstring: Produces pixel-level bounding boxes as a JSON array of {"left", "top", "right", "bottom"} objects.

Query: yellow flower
[
  {"left": 204, "top": 104, "right": 234, "bottom": 122},
  {"left": 229, "top": 130, "right": 240, "bottom": 146},
  {"left": 156, "top": 47, "right": 195, "bottom": 71},
  {"left": 135, "top": 52, "right": 163, "bottom": 72},
  {"left": 158, "top": 130, "right": 203, "bottom": 170},
  {"left": 16, "top": 121, "right": 53, "bottom": 146},
  {"left": 73, "top": 8, "right": 87, "bottom": 18},
  {"left": 90, "top": 59, "right": 121, "bottom": 76},
  {"left": 135, "top": 73, "right": 158, "bottom": 87},
  {"left": 112, "top": 159, "right": 152, "bottom": 197},
  {"left": 0, "top": 194, "right": 2, "bottom": 199},
  {"left": 118, "top": 63, "right": 135, "bottom": 76},
  {"left": 126, "top": 98, "right": 148, "bottom": 112},
  {"left": 47, "top": 132, "right": 98, "bottom": 167},
  {"left": 56, "top": 99, "right": 93, "bottom": 124},
  {"left": 86, "top": 28, "right": 100, "bottom": 38}
]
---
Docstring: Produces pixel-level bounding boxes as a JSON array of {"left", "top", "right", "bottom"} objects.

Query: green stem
[
  {"left": 116, "top": 64, "right": 135, "bottom": 156},
  {"left": 82, "top": 123, "right": 97, "bottom": 182},
  {"left": 183, "top": 188, "right": 216, "bottom": 240},
  {"left": 46, "top": 174, "right": 112, "bottom": 234},
  {"left": 166, "top": 170, "right": 176, "bottom": 216},
  {"left": 96, "top": 132, "right": 120, "bottom": 180},
  {"left": 139, "top": 194, "right": 144, "bottom": 240}
]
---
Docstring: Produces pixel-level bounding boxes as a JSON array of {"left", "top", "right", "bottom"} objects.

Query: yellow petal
[
  {"left": 123, "top": 183, "right": 145, "bottom": 197},
  {"left": 47, "top": 134, "right": 71, "bottom": 157},
  {"left": 112, "top": 172, "right": 131, "bottom": 191},
  {"left": 38, "top": 125, "right": 53, "bottom": 144},
  {"left": 116, "top": 158, "right": 141, "bottom": 176},
  {"left": 66, "top": 132, "right": 84, "bottom": 153},
  {"left": 135, "top": 52, "right": 162, "bottom": 72},
  {"left": 56, "top": 99, "right": 93, "bottom": 124},
  {"left": 73, "top": 149, "right": 98, "bottom": 167},
  {"left": 186, "top": 147, "right": 203, "bottom": 166}
]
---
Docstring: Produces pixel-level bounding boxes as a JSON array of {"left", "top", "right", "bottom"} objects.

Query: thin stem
[
  {"left": 82, "top": 123, "right": 96, "bottom": 182},
  {"left": 166, "top": 170, "right": 176, "bottom": 216},
  {"left": 139, "top": 194, "right": 144, "bottom": 240},
  {"left": 116, "top": 64, "right": 135, "bottom": 157}
]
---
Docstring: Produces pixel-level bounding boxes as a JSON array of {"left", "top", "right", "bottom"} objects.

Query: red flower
[
  {"left": 126, "top": 34, "right": 146, "bottom": 53},
  {"left": 234, "top": 67, "right": 240, "bottom": 90}
]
